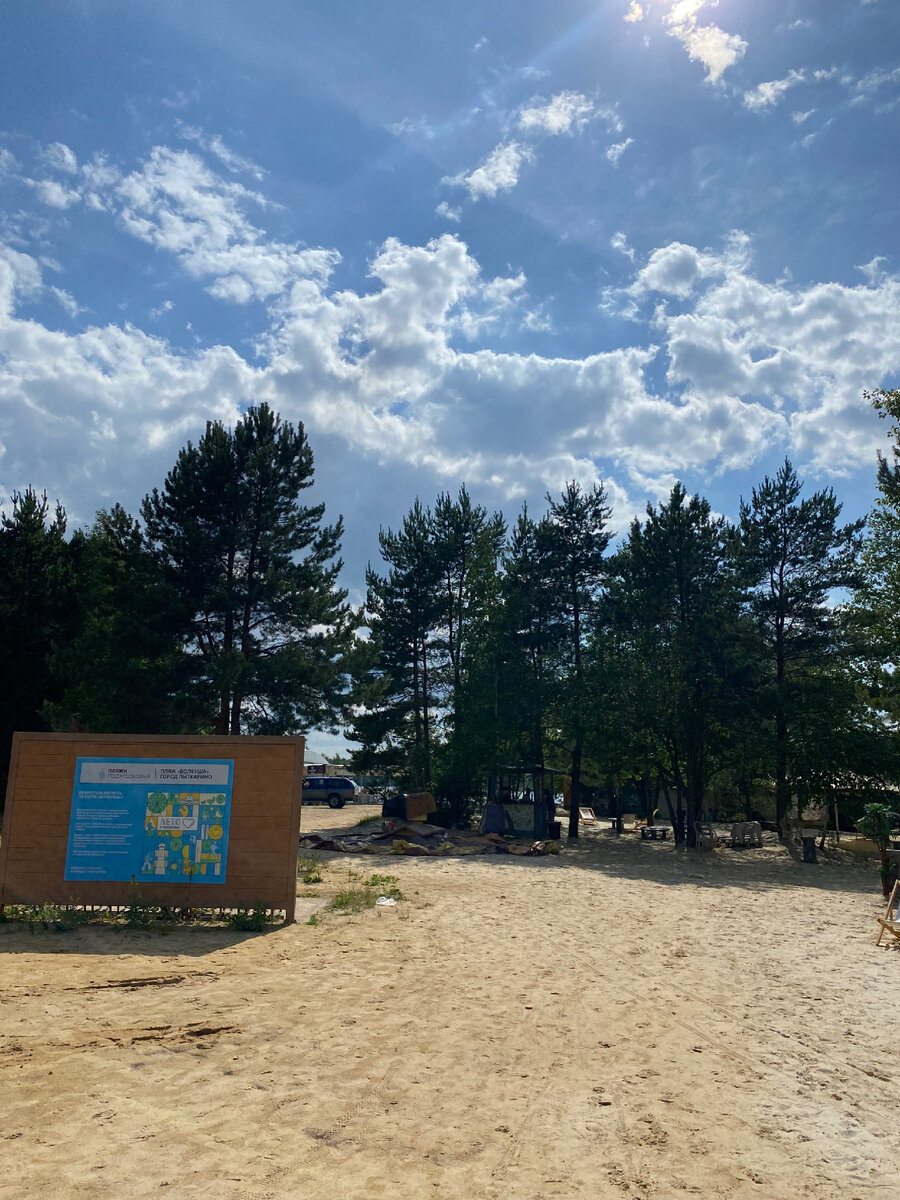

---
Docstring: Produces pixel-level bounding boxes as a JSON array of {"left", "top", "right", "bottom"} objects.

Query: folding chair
[{"left": 876, "top": 880, "right": 900, "bottom": 947}]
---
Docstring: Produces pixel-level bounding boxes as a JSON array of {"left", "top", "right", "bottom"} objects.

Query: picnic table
[{"left": 640, "top": 825, "right": 671, "bottom": 841}]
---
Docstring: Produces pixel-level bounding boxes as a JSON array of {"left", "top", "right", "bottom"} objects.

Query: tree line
[
  {"left": 1, "top": 392, "right": 898, "bottom": 846},
  {"left": 352, "top": 389, "right": 900, "bottom": 844},
  {"left": 0, "top": 404, "right": 366, "bottom": 809}
]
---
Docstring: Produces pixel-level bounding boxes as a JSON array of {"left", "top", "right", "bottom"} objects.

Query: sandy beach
[{"left": 1, "top": 804, "right": 897, "bottom": 1200}]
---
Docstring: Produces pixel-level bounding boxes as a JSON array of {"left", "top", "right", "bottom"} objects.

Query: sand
[{"left": 1, "top": 804, "right": 897, "bottom": 1200}]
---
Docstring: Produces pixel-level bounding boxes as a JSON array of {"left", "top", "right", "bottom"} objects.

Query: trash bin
[{"left": 801, "top": 835, "right": 817, "bottom": 864}]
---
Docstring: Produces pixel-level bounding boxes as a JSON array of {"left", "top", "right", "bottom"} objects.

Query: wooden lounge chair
[
  {"left": 876, "top": 880, "right": 900, "bottom": 946},
  {"left": 695, "top": 822, "right": 716, "bottom": 851},
  {"left": 578, "top": 807, "right": 598, "bottom": 825},
  {"left": 731, "top": 822, "right": 747, "bottom": 848}
]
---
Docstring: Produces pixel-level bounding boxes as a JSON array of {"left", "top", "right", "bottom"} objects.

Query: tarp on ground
[{"left": 299, "top": 821, "right": 556, "bottom": 857}]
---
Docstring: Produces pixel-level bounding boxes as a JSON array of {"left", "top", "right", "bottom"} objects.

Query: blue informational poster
[{"left": 64, "top": 758, "right": 234, "bottom": 884}]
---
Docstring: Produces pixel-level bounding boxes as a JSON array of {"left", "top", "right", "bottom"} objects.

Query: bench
[{"left": 640, "top": 825, "right": 670, "bottom": 841}]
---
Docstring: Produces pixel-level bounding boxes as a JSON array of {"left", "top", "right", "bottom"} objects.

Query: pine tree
[
  {"left": 543, "top": 482, "right": 612, "bottom": 840},
  {"left": 856, "top": 389, "right": 900, "bottom": 660},
  {"left": 142, "top": 403, "right": 358, "bottom": 736},
  {"left": 613, "top": 484, "right": 746, "bottom": 845},
  {"left": 0, "top": 489, "right": 77, "bottom": 807},
  {"left": 358, "top": 500, "right": 442, "bottom": 789},
  {"left": 48, "top": 505, "right": 194, "bottom": 734},
  {"left": 738, "top": 459, "right": 863, "bottom": 835}
]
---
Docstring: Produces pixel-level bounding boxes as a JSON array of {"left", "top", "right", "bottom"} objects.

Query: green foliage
[
  {"left": 853, "top": 389, "right": 900, "bottom": 729},
  {"left": 354, "top": 498, "right": 441, "bottom": 788},
  {"left": 856, "top": 802, "right": 899, "bottom": 861},
  {"left": 225, "top": 904, "right": 270, "bottom": 931},
  {"left": 19, "top": 903, "right": 88, "bottom": 933},
  {"left": 0, "top": 488, "right": 78, "bottom": 805},
  {"left": 142, "top": 402, "right": 360, "bottom": 736},
  {"left": 298, "top": 856, "right": 323, "bottom": 884},
  {"left": 540, "top": 481, "right": 613, "bottom": 839},
  {"left": 363, "top": 872, "right": 404, "bottom": 900},
  {"left": 123, "top": 888, "right": 161, "bottom": 928},
  {"left": 738, "top": 459, "right": 865, "bottom": 830},
  {"left": 47, "top": 506, "right": 195, "bottom": 736},
  {"left": 607, "top": 484, "right": 747, "bottom": 844},
  {"left": 327, "top": 887, "right": 377, "bottom": 914}
]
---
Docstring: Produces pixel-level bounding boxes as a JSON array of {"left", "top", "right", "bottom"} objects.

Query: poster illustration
[{"left": 64, "top": 758, "right": 234, "bottom": 883}]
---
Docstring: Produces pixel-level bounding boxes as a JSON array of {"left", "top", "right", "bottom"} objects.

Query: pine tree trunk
[
  {"left": 568, "top": 730, "right": 583, "bottom": 840},
  {"left": 775, "top": 645, "right": 789, "bottom": 838},
  {"left": 422, "top": 647, "right": 431, "bottom": 785}
]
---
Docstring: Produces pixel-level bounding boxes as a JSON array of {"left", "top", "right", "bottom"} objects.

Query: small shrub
[
  {"left": 327, "top": 888, "right": 376, "bottom": 914},
  {"left": 363, "top": 873, "right": 404, "bottom": 901},
  {"left": 226, "top": 904, "right": 270, "bottom": 932},
  {"left": 305, "top": 913, "right": 319, "bottom": 927},
  {"left": 26, "top": 903, "right": 69, "bottom": 933},
  {"left": 298, "top": 856, "right": 323, "bottom": 884},
  {"left": 124, "top": 887, "right": 159, "bottom": 928}
]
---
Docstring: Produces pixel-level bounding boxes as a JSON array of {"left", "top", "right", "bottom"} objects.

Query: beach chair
[
  {"left": 694, "top": 822, "right": 716, "bottom": 851},
  {"left": 578, "top": 807, "right": 598, "bottom": 826},
  {"left": 742, "top": 821, "right": 762, "bottom": 848},
  {"left": 731, "top": 822, "right": 747, "bottom": 848},
  {"left": 876, "top": 880, "right": 900, "bottom": 947}
]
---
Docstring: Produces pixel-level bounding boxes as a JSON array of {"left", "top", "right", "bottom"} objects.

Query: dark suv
[{"left": 302, "top": 775, "right": 359, "bottom": 808}]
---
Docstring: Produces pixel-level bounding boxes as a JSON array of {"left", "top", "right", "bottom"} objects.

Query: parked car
[{"left": 301, "top": 775, "right": 360, "bottom": 808}]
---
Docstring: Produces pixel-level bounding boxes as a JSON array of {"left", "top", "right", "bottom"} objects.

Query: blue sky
[{"left": 2, "top": 0, "right": 900, "bottom": 620}]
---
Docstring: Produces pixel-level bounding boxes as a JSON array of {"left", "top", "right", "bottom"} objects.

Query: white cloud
[
  {"left": 42, "top": 142, "right": 79, "bottom": 174},
  {"left": 177, "top": 125, "right": 266, "bottom": 179},
  {"left": 23, "top": 139, "right": 329, "bottom": 305},
  {"left": 3, "top": 214, "right": 900, "bottom": 545},
  {"left": 31, "top": 179, "right": 82, "bottom": 209},
  {"left": 518, "top": 91, "right": 596, "bottom": 136},
  {"left": 521, "top": 305, "right": 554, "bottom": 333},
  {"left": 50, "top": 287, "right": 83, "bottom": 318},
  {"left": 665, "top": 0, "right": 747, "bottom": 84},
  {"left": 631, "top": 238, "right": 746, "bottom": 298},
  {"left": 0, "top": 243, "right": 43, "bottom": 313},
  {"left": 149, "top": 299, "right": 175, "bottom": 319},
  {"left": 611, "top": 232, "right": 635, "bottom": 261},
  {"left": 435, "top": 201, "right": 461, "bottom": 223},
  {"left": 853, "top": 65, "right": 900, "bottom": 96},
  {"left": 115, "top": 147, "right": 339, "bottom": 302},
  {"left": 743, "top": 70, "right": 806, "bottom": 111},
  {"left": 445, "top": 142, "right": 535, "bottom": 200},
  {"left": 389, "top": 116, "right": 435, "bottom": 139},
  {"left": 606, "top": 138, "right": 633, "bottom": 166},
  {"left": 640, "top": 237, "right": 900, "bottom": 473},
  {"left": 792, "top": 109, "right": 815, "bottom": 124},
  {"left": 857, "top": 256, "right": 887, "bottom": 284},
  {"left": 623, "top": 2, "right": 644, "bottom": 22}
]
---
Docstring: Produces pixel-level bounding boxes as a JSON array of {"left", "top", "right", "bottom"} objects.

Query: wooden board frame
[{"left": 0, "top": 733, "right": 304, "bottom": 923}]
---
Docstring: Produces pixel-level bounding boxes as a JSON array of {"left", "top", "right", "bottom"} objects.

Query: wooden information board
[{"left": 0, "top": 733, "right": 304, "bottom": 923}]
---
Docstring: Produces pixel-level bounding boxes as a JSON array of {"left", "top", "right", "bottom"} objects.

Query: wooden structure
[
  {"left": 0, "top": 733, "right": 304, "bottom": 923},
  {"left": 876, "top": 880, "right": 900, "bottom": 947},
  {"left": 485, "top": 765, "right": 567, "bottom": 839}
]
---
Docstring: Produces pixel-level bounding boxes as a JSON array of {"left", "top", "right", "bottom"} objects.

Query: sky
[{"left": 2, "top": 0, "right": 900, "bottom": 756}]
